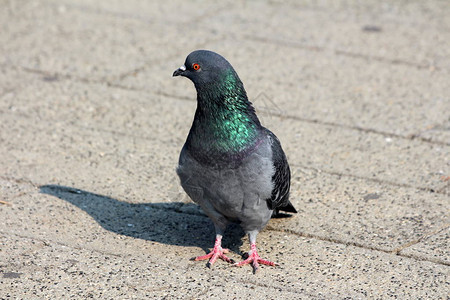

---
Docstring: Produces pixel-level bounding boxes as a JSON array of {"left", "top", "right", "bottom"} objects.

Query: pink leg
[
  {"left": 193, "top": 236, "right": 234, "bottom": 267},
  {"left": 234, "top": 243, "right": 278, "bottom": 273}
]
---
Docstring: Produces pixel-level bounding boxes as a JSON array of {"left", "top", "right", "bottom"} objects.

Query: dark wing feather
[{"left": 264, "top": 129, "right": 297, "bottom": 214}]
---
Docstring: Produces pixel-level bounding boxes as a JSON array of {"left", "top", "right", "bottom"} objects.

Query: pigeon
[{"left": 173, "top": 50, "right": 297, "bottom": 273}]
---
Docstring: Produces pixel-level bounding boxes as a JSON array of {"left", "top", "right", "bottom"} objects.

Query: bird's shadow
[{"left": 39, "top": 185, "right": 245, "bottom": 254}]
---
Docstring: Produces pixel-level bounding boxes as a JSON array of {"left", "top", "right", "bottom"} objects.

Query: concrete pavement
[{"left": 1, "top": 0, "right": 449, "bottom": 298}]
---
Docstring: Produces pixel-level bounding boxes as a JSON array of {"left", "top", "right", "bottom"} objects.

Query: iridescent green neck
[{"left": 188, "top": 70, "right": 261, "bottom": 157}]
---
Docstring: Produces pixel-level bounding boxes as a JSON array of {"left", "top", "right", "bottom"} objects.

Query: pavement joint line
[
  {"left": 240, "top": 278, "right": 321, "bottom": 299},
  {"left": 114, "top": 62, "right": 155, "bottom": 82},
  {"left": 0, "top": 231, "right": 122, "bottom": 259},
  {"left": 0, "top": 109, "right": 164, "bottom": 143},
  {"left": 188, "top": 287, "right": 211, "bottom": 300},
  {"left": 395, "top": 252, "right": 450, "bottom": 267},
  {"left": 0, "top": 176, "right": 38, "bottom": 189},
  {"left": 270, "top": 227, "right": 450, "bottom": 267},
  {"left": 154, "top": 91, "right": 450, "bottom": 147},
  {"left": 392, "top": 224, "right": 450, "bottom": 254},
  {"left": 0, "top": 272, "right": 172, "bottom": 295},
  {"left": 260, "top": 110, "right": 450, "bottom": 147},
  {"left": 19, "top": 65, "right": 112, "bottom": 85},
  {"left": 15, "top": 65, "right": 161, "bottom": 94},
  {"left": 74, "top": 123, "right": 160, "bottom": 143},
  {"left": 2, "top": 177, "right": 448, "bottom": 268},
  {"left": 291, "top": 164, "right": 449, "bottom": 196},
  {"left": 155, "top": 90, "right": 193, "bottom": 101},
  {"left": 258, "top": 107, "right": 450, "bottom": 145},
  {"left": 246, "top": 35, "right": 443, "bottom": 72}
]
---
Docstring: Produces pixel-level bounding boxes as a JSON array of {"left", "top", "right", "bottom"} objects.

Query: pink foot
[
  {"left": 234, "top": 243, "right": 278, "bottom": 273},
  {"left": 192, "top": 237, "right": 234, "bottom": 267}
]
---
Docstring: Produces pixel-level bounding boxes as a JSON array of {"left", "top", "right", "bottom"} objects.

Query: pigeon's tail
[
  {"left": 281, "top": 201, "right": 297, "bottom": 213},
  {"left": 271, "top": 201, "right": 297, "bottom": 218}
]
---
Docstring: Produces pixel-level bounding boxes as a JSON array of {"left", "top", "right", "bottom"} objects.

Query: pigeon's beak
[{"left": 173, "top": 65, "right": 186, "bottom": 77}]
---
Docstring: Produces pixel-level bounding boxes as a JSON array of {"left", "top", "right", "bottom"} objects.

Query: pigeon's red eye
[{"left": 192, "top": 63, "right": 200, "bottom": 71}]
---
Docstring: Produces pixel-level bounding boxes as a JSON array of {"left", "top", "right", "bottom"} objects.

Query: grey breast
[{"left": 177, "top": 136, "right": 275, "bottom": 229}]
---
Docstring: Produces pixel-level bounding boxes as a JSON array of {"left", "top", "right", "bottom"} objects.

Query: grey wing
[{"left": 265, "top": 129, "right": 297, "bottom": 213}]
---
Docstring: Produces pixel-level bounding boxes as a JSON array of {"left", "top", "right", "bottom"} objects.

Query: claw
[
  {"left": 193, "top": 237, "right": 234, "bottom": 267},
  {"left": 234, "top": 243, "right": 278, "bottom": 273}
]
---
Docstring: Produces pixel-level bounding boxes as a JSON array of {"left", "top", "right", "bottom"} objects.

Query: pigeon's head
[{"left": 173, "top": 50, "right": 239, "bottom": 89}]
